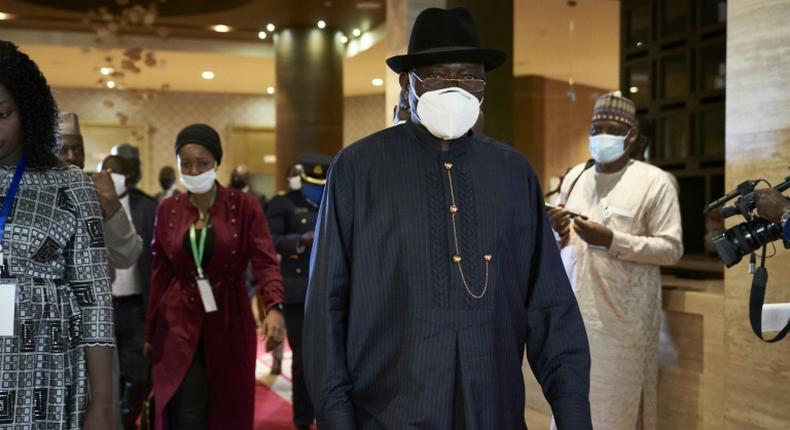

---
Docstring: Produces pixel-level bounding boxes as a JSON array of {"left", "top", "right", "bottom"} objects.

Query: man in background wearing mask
[
  {"left": 303, "top": 7, "right": 591, "bottom": 429},
  {"left": 154, "top": 166, "right": 179, "bottom": 202},
  {"left": 548, "top": 91, "right": 683, "bottom": 430},
  {"left": 99, "top": 155, "right": 156, "bottom": 429},
  {"left": 108, "top": 143, "right": 158, "bottom": 430},
  {"left": 58, "top": 113, "right": 143, "bottom": 270},
  {"left": 230, "top": 164, "right": 268, "bottom": 210},
  {"left": 266, "top": 154, "right": 331, "bottom": 430}
]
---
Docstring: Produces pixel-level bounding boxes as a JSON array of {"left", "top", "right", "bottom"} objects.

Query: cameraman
[{"left": 755, "top": 188, "right": 790, "bottom": 240}]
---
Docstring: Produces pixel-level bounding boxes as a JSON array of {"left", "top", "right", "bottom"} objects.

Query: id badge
[
  {"left": 196, "top": 278, "right": 218, "bottom": 313},
  {"left": 0, "top": 280, "right": 16, "bottom": 336}
]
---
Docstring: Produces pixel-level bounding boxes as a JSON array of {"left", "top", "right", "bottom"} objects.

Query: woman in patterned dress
[{"left": 0, "top": 41, "right": 115, "bottom": 429}]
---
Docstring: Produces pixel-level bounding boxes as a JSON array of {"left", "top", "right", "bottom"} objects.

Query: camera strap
[{"left": 749, "top": 265, "right": 790, "bottom": 342}]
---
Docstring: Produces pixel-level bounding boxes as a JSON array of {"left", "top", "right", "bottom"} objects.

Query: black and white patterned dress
[{"left": 0, "top": 164, "right": 115, "bottom": 429}]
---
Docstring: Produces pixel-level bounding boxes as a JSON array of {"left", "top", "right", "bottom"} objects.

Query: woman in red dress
[{"left": 144, "top": 124, "right": 285, "bottom": 429}]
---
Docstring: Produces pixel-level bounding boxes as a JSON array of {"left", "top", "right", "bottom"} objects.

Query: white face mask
[
  {"left": 180, "top": 167, "right": 217, "bottom": 194},
  {"left": 412, "top": 83, "right": 481, "bottom": 140},
  {"left": 589, "top": 134, "right": 628, "bottom": 164},
  {"left": 288, "top": 176, "right": 302, "bottom": 191},
  {"left": 110, "top": 173, "right": 127, "bottom": 197}
]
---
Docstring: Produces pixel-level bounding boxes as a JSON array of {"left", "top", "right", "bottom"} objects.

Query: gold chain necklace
[{"left": 444, "top": 161, "right": 492, "bottom": 299}]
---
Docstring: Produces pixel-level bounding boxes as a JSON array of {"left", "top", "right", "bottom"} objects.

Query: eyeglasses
[
  {"left": 590, "top": 124, "right": 631, "bottom": 137},
  {"left": 411, "top": 72, "right": 486, "bottom": 93}
]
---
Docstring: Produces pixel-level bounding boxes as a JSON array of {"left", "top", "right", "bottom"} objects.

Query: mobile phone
[{"left": 544, "top": 202, "right": 588, "bottom": 220}]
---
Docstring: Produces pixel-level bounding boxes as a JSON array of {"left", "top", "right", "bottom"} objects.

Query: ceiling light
[
  {"left": 352, "top": 28, "right": 361, "bottom": 37},
  {"left": 258, "top": 31, "right": 267, "bottom": 40},
  {"left": 340, "top": 35, "right": 349, "bottom": 44},
  {"left": 371, "top": 78, "right": 384, "bottom": 87},
  {"left": 211, "top": 24, "right": 232, "bottom": 33},
  {"left": 267, "top": 23, "right": 276, "bottom": 32},
  {"left": 106, "top": 80, "right": 116, "bottom": 89},
  {"left": 0, "top": 12, "right": 15, "bottom": 20},
  {"left": 317, "top": 20, "right": 326, "bottom": 29},
  {"left": 202, "top": 71, "right": 215, "bottom": 80},
  {"left": 263, "top": 155, "right": 277, "bottom": 164},
  {"left": 629, "top": 86, "right": 639, "bottom": 94},
  {"left": 266, "top": 86, "right": 275, "bottom": 95},
  {"left": 100, "top": 67, "right": 113, "bottom": 76},
  {"left": 356, "top": 1, "right": 382, "bottom": 10}
]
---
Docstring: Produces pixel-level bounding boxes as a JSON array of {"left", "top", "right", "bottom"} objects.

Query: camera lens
[{"left": 713, "top": 219, "right": 783, "bottom": 267}]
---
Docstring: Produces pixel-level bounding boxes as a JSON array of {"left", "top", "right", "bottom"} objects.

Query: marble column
[
  {"left": 275, "top": 27, "right": 344, "bottom": 184},
  {"left": 725, "top": 1, "right": 790, "bottom": 428}
]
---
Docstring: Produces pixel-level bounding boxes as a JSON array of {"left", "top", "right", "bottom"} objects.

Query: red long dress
[{"left": 145, "top": 185, "right": 284, "bottom": 429}]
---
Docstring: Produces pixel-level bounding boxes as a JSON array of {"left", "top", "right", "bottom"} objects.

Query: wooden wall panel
[{"left": 513, "top": 75, "right": 606, "bottom": 190}]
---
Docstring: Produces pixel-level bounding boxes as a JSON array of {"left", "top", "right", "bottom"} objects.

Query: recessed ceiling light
[
  {"left": 258, "top": 31, "right": 267, "bottom": 40},
  {"left": 317, "top": 20, "right": 327, "bottom": 29},
  {"left": 100, "top": 67, "right": 113, "bottom": 76},
  {"left": 340, "top": 35, "right": 349, "bottom": 44},
  {"left": 629, "top": 86, "right": 639, "bottom": 94},
  {"left": 356, "top": 1, "right": 382, "bottom": 10},
  {"left": 106, "top": 80, "right": 116, "bottom": 89},
  {"left": 352, "top": 28, "right": 361, "bottom": 37},
  {"left": 266, "top": 86, "right": 275, "bottom": 95},
  {"left": 210, "top": 24, "right": 232, "bottom": 33},
  {"left": 371, "top": 78, "right": 384, "bottom": 87},
  {"left": 0, "top": 12, "right": 15, "bottom": 20},
  {"left": 267, "top": 23, "right": 276, "bottom": 32},
  {"left": 202, "top": 71, "right": 215, "bottom": 80}
]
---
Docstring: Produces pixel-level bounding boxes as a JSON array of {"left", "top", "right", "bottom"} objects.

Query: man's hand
[
  {"left": 548, "top": 206, "right": 572, "bottom": 248},
  {"left": 755, "top": 188, "right": 790, "bottom": 224},
  {"left": 93, "top": 171, "right": 121, "bottom": 219},
  {"left": 573, "top": 218, "right": 614, "bottom": 248}
]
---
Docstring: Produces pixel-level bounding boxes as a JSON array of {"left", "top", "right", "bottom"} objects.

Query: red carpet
[{"left": 254, "top": 333, "right": 302, "bottom": 430}]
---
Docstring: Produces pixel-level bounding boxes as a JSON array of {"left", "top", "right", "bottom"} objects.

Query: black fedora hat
[{"left": 386, "top": 7, "right": 506, "bottom": 74}]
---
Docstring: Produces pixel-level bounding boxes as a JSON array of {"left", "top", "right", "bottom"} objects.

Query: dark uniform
[{"left": 266, "top": 154, "right": 331, "bottom": 429}]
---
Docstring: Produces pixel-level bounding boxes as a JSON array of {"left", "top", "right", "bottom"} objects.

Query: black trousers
[
  {"left": 112, "top": 295, "right": 149, "bottom": 430},
  {"left": 285, "top": 303, "right": 315, "bottom": 427},
  {"left": 167, "top": 343, "right": 209, "bottom": 430}
]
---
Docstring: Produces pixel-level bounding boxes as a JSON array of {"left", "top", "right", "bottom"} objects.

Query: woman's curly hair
[{"left": 0, "top": 41, "right": 60, "bottom": 168}]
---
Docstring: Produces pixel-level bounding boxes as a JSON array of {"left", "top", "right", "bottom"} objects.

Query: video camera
[{"left": 704, "top": 175, "right": 790, "bottom": 267}]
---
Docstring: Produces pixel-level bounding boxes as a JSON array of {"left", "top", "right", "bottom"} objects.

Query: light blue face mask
[
  {"left": 302, "top": 183, "right": 325, "bottom": 206},
  {"left": 589, "top": 134, "right": 627, "bottom": 164}
]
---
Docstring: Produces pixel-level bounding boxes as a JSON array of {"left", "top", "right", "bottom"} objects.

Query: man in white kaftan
[{"left": 549, "top": 91, "right": 683, "bottom": 430}]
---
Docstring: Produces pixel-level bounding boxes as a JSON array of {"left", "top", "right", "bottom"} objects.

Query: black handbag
[{"left": 139, "top": 395, "right": 155, "bottom": 430}]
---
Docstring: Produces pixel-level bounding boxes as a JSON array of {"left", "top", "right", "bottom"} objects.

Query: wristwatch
[{"left": 782, "top": 208, "right": 790, "bottom": 242}]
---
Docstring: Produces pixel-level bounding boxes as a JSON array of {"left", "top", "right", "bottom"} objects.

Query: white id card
[
  {"left": 0, "top": 282, "right": 16, "bottom": 336},
  {"left": 196, "top": 278, "right": 218, "bottom": 313}
]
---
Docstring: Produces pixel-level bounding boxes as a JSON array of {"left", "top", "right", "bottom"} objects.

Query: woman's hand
[
  {"left": 262, "top": 308, "right": 286, "bottom": 346},
  {"left": 83, "top": 395, "right": 114, "bottom": 430}
]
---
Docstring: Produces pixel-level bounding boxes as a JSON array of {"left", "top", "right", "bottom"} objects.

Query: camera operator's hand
[{"left": 755, "top": 188, "right": 790, "bottom": 224}]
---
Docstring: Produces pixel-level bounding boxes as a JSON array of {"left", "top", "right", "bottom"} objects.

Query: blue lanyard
[{"left": 0, "top": 156, "right": 27, "bottom": 248}]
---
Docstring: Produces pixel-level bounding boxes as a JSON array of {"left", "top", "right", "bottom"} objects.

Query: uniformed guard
[{"left": 265, "top": 153, "right": 332, "bottom": 430}]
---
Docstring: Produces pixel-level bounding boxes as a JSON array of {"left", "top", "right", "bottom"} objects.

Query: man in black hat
[
  {"left": 266, "top": 154, "right": 332, "bottom": 430},
  {"left": 303, "top": 7, "right": 592, "bottom": 429},
  {"left": 109, "top": 143, "right": 158, "bottom": 429}
]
